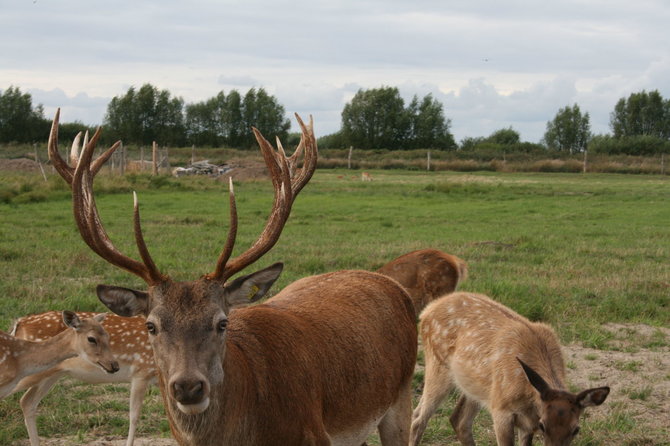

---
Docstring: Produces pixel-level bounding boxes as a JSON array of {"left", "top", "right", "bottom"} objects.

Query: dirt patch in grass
[
  {"left": 0, "top": 157, "right": 41, "bottom": 172},
  {"left": 218, "top": 158, "right": 269, "bottom": 182},
  {"left": 564, "top": 323, "right": 670, "bottom": 443}
]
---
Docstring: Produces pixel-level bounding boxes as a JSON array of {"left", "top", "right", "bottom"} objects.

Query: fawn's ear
[
  {"left": 93, "top": 313, "right": 108, "bottom": 323},
  {"left": 96, "top": 285, "right": 150, "bottom": 317},
  {"left": 577, "top": 386, "right": 610, "bottom": 408},
  {"left": 62, "top": 310, "right": 82, "bottom": 330},
  {"left": 517, "top": 357, "right": 552, "bottom": 400}
]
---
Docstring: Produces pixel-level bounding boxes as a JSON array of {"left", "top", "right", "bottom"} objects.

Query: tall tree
[
  {"left": 0, "top": 86, "right": 48, "bottom": 143},
  {"left": 342, "top": 87, "right": 408, "bottom": 149},
  {"left": 185, "top": 92, "right": 227, "bottom": 146},
  {"left": 487, "top": 127, "right": 520, "bottom": 145},
  {"left": 610, "top": 90, "right": 670, "bottom": 139},
  {"left": 240, "top": 88, "right": 290, "bottom": 148},
  {"left": 104, "top": 84, "right": 185, "bottom": 146},
  {"left": 342, "top": 87, "right": 454, "bottom": 150},
  {"left": 407, "top": 94, "right": 456, "bottom": 149},
  {"left": 225, "top": 90, "right": 244, "bottom": 148},
  {"left": 184, "top": 88, "right": 288, "bottom": 149},
  {"left": 544, "top": 104, "right": 591, "bottom": 153}
]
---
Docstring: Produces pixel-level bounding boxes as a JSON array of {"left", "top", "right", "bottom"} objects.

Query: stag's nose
[
  {"left": 173, "top": 378, "right": 206, "bottom": 405},
  {"left": 110, "top": 361, "right": 120, "bottom": 373}
]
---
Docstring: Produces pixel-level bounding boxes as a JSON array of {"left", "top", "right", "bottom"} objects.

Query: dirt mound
[
  {"left": 0, "top": 157, "right": 41, "bottom": 172},
  {"left": 217, "top": 158, "right": 269, "bottom": 182}
]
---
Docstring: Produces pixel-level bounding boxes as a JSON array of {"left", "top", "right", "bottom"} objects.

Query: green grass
[{"left": 0, "top": 168, "right": 668, "bottom": 444}]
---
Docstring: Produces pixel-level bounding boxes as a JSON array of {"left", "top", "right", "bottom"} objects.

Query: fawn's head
[
  {"left": 63, "top": 311, "right": 119, "bottom": 374},
  {"left": 518, "top": 358, "right": 609, "bottom": 446}
]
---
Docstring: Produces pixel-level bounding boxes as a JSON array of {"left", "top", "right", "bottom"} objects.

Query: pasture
[{"left": 0, "top": 168, "right": 668, "bottom": 445}]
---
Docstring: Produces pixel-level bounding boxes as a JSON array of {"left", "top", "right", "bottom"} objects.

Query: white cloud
[{"left": 2, "top": 0, "right": 669, "bottom": 142}]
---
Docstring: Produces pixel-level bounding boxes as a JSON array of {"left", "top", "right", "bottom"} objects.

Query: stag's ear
[
  {"left": 96, "top": 285, "right": 149, "bottom": 317},
  {"left": 577, "top": 386, "right": 610, "bottom": 408},
  {"left": 62, "top": 310, "right": 82, "bottom": 329},
  {"left": 225, "top": 262, "right": 283, "bottom": 308},
  {"left": 517, "top": 357, "right": 552, "bottom": 400}
]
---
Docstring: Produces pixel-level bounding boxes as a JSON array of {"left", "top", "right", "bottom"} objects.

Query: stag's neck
[{"left": 15, "top": 329, "right": 78, "bottom": 377}]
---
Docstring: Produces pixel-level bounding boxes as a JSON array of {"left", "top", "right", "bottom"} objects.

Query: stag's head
[
  {"left": 48, "top": 110, "right": 317, "bottom": 415},
  {"left": 518, "top": 358, "right": 610, "bottom": 446}
]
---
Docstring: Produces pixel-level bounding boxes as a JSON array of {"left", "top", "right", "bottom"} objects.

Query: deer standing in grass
[
  {"left": 410, "top": 292, "right": 610, "bottom": 446},
  {"left": 377, "top": 249, "right": 468, "bottom": 314},
  {"left": 48, "top": 109, "right": 418, "bottom": 446},
  {"left": 11, "top": 311, "right": 154, "bottom": 446},
  {"left": 1, "top": 311, "right": 118, "bottom": 400}
]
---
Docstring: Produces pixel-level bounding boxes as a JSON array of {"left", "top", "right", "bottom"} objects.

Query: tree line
[{"left": 1, "top": 84, "right": 669, "bottom": 155}]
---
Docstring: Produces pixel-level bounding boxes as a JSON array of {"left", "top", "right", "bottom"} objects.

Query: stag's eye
[
  {"left": 146, "top": 322, "right": 157, "bottom": 335},
  {"left": 217, "top": 319, "right": 228, "bottom": 333},
  {"left": 572, "top": 426, "right": 580, "bottom": 436},
  {"left": 87, "top": 336, "right": 97, "bottom": 345}
]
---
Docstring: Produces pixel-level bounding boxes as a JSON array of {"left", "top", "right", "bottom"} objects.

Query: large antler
[
  {"left": 48, "top": 109, "right": 167, "bottom": 285},
  {"left": 207, "top": 113, "right": 318, "bottom": 282},
  {"left": 49, "top": 109, "right": 318, "bottom": 286}
]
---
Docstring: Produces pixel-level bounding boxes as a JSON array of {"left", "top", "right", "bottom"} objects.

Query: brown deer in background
[
  {"left": 377, "top": 248, "right": 467, "bottom": 314},
  {"left": 11, "top": 311, "right": 154, "bottom": 446},
  {"left": 410, "top": 292, "right": 609, "bottom": 446},
  {"left": 1, "top": 311, "right": 117, "bottom": 400},
  {"left": 49, "top": 110, "right": 418, "bottom": 446}
]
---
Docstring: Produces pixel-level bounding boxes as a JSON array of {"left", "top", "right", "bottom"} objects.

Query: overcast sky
[{"left": 1, "top": 0, "right": 669, "bottom": 143}]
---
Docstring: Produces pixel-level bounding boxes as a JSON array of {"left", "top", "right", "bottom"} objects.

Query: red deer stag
[
  {"left": 1, "top": 311, "right": 117, "bottom": 400},
  {"left": 410, "top": 292, "right": 609, "bottom": 446},
  {"left": 376, "top": 249, "right": 468, "bottom": 314},
  {"left": 12, "top": 311, "right": 153, "bottom": 446},
  {"left": 48, "top": 110, "right": 418, "bottom": 446}
]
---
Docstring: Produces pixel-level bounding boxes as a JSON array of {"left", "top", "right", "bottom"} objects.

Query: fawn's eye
[
  {"left": 217, "top": 319, "right": 228, "bottom": 333},
  {"left": 146, "top": 322, "right": 157, "bottom": 335},
  {"left": 87, "top": 336, "right": 97, "bottom": 345},
  {"left": 538, "top": 421, "right": 546, "bottom": 432}
]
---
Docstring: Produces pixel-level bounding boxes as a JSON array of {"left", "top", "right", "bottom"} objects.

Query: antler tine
[
  {"left": 70, "top": 131, "right": 82, "bottom": 167},
  {"left": 133, "top": 192, "right": 167, "bottom": 284},
  {"left": 48, "top": 109, "right": 122, "bottom": 182},
  {"left": 49, "top": 109, "right": 166, "bottom": 285},
  {"left": 209, "top": 178, "right": 239, "bottom": 280},
  {"left": 289, "top": 114, "right": 318, "bottom": 196},
  {"left": 209, "top": 127, "right": 292, "bottom": 282},
  {"left": 48, "top": 109, "right": 75, "bottom": 184},
  {"left": 210, "top": 116, "right": 317, "bottom": 282}
]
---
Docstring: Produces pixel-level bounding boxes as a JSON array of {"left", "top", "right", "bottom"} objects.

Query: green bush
[{"left": 589, "top": 134, "right": 670, "bottom": 155}]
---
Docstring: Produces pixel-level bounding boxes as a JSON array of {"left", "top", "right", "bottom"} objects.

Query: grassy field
[{"left": 0, "top": 168, "right": 668, "bottom": 445}]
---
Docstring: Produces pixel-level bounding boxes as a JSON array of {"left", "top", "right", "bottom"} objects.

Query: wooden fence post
[
  {"left": 427, "top": 150, "right": 431, "bottom": 171},
  {"left": 120, "top": 143, "right": 125, "bottom": 176},
  {"left": 583, "top": 150, "right": 588, "bottom": 174},
  {"left": 34, "top": 143, "right": 47, "bottom": 181},
  {"left": 152, "top": 141, "right": 158, "bottom": 175},
  {"left": 348, "top": 146, "right": 353, "bottom": 169}
]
